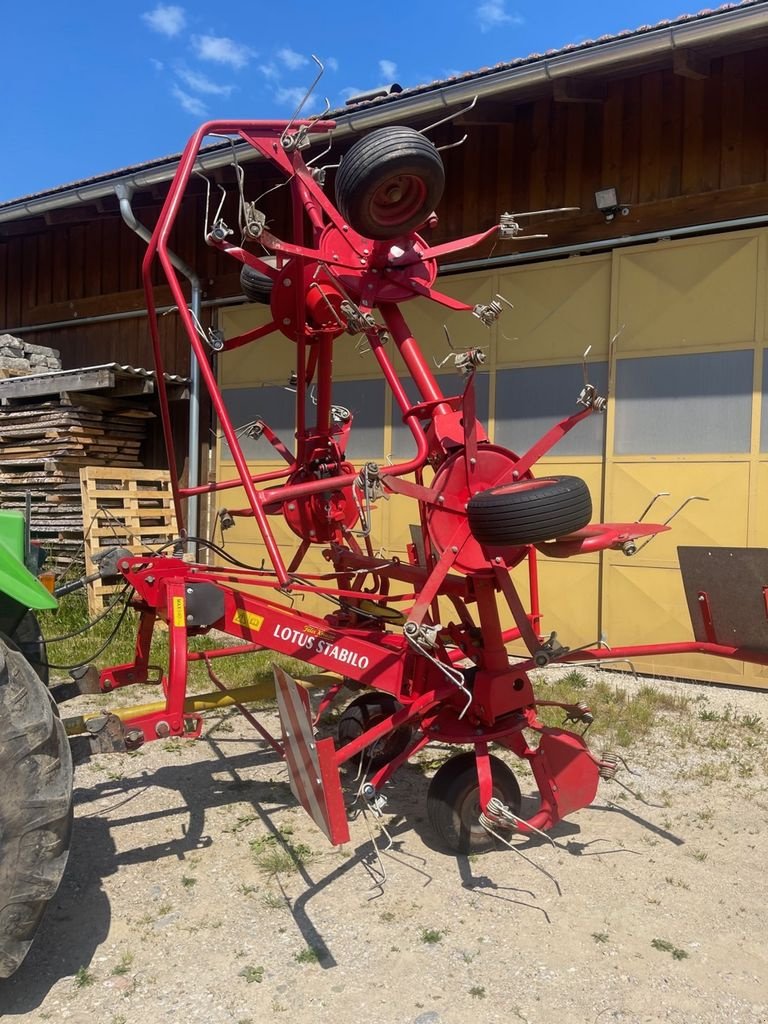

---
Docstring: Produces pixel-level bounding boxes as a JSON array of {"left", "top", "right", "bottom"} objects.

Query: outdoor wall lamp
[{"left": 594, "top": 187, "right": 630, "bottom": 222}]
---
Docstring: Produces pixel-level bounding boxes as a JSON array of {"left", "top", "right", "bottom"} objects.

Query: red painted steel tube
[{"left": 380, "top": 303, "right": 451, "bottom": 413}]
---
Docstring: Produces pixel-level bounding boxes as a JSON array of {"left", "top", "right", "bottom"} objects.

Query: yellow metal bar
[{"left": 62, "top": 673, "right": 338, "bottom": 737}]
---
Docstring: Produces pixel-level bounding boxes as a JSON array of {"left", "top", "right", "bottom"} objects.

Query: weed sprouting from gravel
[
  {"left": 262, "top": 890, "right": 290, "bottom": 909},
  {"left": 181, "top": 875, "right": 197, "bottom": 888},
  {"left": 469, "top": 986, "right": 486, "bottom": 998},
  {"left": 420, "top": 928, "right": 444, "bottom": 944},
  {"left": 111, "top": 952, "right": 134, "bottom": 976},
  {"left": 239, "top": 964, "right": 265, "bottom": 983},
  {"left": 251, "top": 833, "right": 313, "bottom": 876},
  {"left": 225, "top": 814, "right": 259, "bottom": 834},
  {"left": 74, "top": 965, "right": 95, "bottom": 988},
  {"left": 665, "top": 876, "right": 690, "bottom": 890},
  {"left": 740, "top": 714, "right": 762, "bottom": 731},
  {"left": 592, "top": 931, "right": 609, "bottom": 943},
  {"left": 687, "top": 849, "right": 708, "bottom": 862},
  {"left": 295, "top": 946, "right": 321, "bottom": 964},
  {"left": 530, "top": 672, "right": 692, "bottom": 748},
  {"left": 651, "top": 937, "right": 689, "bottom": 960}
]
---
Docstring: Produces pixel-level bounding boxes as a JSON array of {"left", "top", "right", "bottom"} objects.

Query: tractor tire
[
  {"left": 240, "top": 263, "right": 274, "bottom": 304},
  {"left": 0, "top": 637, "right": 74, "bottom": 978},
  {"left": 10, "top": 611, "right": 48, "bottom": 688},
  {"left": 335, "top": 126, "right": 445, "bottom": 240},
  {"left": 466, "top": 475, "right": 592, "bottom": 547},
  {"left": 427, "top": 751, "right": 521, "bottom": 855},
  {"left": 337, "top": 691, "right": 413, "bottom": 772}
]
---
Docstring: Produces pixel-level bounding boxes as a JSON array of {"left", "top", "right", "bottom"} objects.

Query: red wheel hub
[{"left": 426, "top": 446, "right": 531, "bottom": 573}]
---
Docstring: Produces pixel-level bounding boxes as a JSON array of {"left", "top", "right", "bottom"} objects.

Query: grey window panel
[
  {"left": 220, "top": 385, "right": 296, "bottom": 461},
  {"left": 762, "top": 352, "right": 768, "bottom": 453},
  {"left": 495, "top": 363, "right": 608, "bottom": 457},
  {"left": 221, "top": 380, "right": 386, "bottom": 462},
  {"left": 391, "top": 373, "right": 491, "bottom": 458},
  {"left": 322, "top": 379, "right": 386, "bottom": 460},
  {"left": 614, "top": 350, "right": 753, "bottom": 454}
]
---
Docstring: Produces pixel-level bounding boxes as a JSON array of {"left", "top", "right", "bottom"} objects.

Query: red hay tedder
[{"left": 75, "top": 116, "right": 768, "bottom": 855}]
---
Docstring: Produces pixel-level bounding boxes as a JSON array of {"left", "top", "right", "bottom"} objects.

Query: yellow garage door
[{"left": 216, "top": 229, "right": 768, "bottom": 688}]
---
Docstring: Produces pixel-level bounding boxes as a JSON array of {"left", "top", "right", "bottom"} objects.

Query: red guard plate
[{"left": 273, "top": 665, "right": 350, "bottom": 845}]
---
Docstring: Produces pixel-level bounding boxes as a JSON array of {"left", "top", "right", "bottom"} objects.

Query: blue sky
[{"left": 2, "top": 0, "right": 718, "bottom": 202}]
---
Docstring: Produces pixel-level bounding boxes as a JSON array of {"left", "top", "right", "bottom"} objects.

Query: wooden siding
[{"left": 1, "top": 46, "right": 768, "bottom": 374}]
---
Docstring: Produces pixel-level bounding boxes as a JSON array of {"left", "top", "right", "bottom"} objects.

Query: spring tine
[
  {"left": 280, "top": 55, "right": 325, "bottom": 146},
  {"left": 436, "top": 133, "right": 468, "bottom": 153},
  {"left": 421, "top": 95, "right": 478, "bottom": 135}
]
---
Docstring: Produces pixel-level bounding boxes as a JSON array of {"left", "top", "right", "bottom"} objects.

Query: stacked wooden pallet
[
  {"left": 0, "top": 364, "right": 187, "bottom": 576},
  {"left": 80, "top": 467, "right": 178, "bottom": 614}
]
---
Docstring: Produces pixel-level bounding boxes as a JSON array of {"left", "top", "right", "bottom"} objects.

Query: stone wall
[{"left": 0, "top": 334, "right": 61, "bottom": 376}]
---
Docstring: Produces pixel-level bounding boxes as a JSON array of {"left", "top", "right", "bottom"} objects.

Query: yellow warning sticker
[
  {"left": 232, "top": 608, "right": 264, "bottom": 632},
  {"left": 172, "top": 596, "right": 186, "bottom": 628}
]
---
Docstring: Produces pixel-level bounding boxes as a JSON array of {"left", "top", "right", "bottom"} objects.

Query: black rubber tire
[
  {"left": 240, "top": 263, "right": 274, "bottom": 304},
  {"left": 335, "top": 126, "right": 445, "bottom": 240},
  {"left": 10, "top": 611, "right": 49, "bottom": 688},
  {"left": 337, "top": 692, "right": 413, "bottom": 772},
  {"left": 427, "top": 751, "right": 521, "bottom": 855},
  {"left": 467, "top": 475, "right": 592, "bottom": 547},
  {"left": 0, "top": 637, "right": 74, "bottom": 978}
]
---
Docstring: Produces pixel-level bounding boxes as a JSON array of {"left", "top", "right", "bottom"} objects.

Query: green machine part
[{"left": 0, "top": 510, "right": 57, "bottom": 613}]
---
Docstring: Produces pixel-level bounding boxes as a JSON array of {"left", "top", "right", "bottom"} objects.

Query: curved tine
[
  {"left": 436, "top": 133, "right": 468, "bottom": 153},
  {"left": 280, "top": 54, "right": 325, "bottom": 145},
  {"left": 306, "top": 136, "right": 334, "bottom": 168},
  {"left": 306, "top": 95, "right": 332, "bottom": 128},
  {"left": 421, "top": 95, "right": 477, "bottom": 135},
  {"left": 253, "top": 175, "right": 294, "bottom": 207},
  {"left": 193, "top": 169, "right": 213, "bottom": 242}
]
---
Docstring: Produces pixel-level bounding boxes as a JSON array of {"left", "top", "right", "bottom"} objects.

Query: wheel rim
[{"left": 368, "top": 174, "right": 428, "bottom": 229}]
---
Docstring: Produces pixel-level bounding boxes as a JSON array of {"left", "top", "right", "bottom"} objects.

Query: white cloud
[
  {"left": 277, "top": 47, "right": 308, "bottom": 71},
  {"left": 275, "top": 85, "right": 308, "bottom": 108},
  {"left": 325, "top": 56, "right": 339, "bottom": 73},
  {"left": 258, "top": 62, "right": 280, "bottom": 80},
  {"left": 476, "top": 0, "right": 524, "bottom": 32},
  {"left": 176, "top": 67, "right": 233, "bottom": 96},
  {"left": 172, "top": 85, "right": 207, "bottom": 116},
  {"left": 151, "top": 58, "right": 165, "bottom": 72},
  {"left": 143, "top": 4, "right": 186, "bottom": 37},
  {"left": 378, "top": 59, "right": 397, "bottom": 81},
  {"left": 192, "top": 34, "right": 252, "bottom": 69}
]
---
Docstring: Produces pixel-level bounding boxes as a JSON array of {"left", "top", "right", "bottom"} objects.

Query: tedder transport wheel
[
  {"left": 466, "top": 475, "right": 592, "bottom": 547},
  {"left": 337, "top": 691, "right": 414, "bottom": 772},
  {"left": 335, "top": 126, "right": 445, "bottom": 240},
  {"left": 240, "top": 263, "right": 274, "bottom": 304},
  {"left": 0, "top": 638, "right": 73, "bottom": 978},
  {"left": 427, "top": 751, "right": 521, "bottom": 855}
]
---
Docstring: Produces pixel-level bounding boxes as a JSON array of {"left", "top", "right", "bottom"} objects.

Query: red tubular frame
[{"left": 95, "top": 116, "right": 768, "bottom": 850}]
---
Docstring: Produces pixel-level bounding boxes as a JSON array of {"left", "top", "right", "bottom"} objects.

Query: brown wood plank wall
[{"left": 0, "top": 48, "right": 767, "bottom": 375}]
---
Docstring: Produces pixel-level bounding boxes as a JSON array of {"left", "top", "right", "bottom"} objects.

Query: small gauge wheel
[
  {"left": 427, "top": 751, "right": 521, "bottom": 854},
  {"left": 337, "top": 692, "right": 413, "bottom": 772}
]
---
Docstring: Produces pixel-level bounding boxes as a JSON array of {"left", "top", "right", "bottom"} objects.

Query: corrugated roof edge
[
  {"left": 0, "top": 363, "right": 190, "bottom": 386},
  {"left": 0, "top": 0, "right": 761, "bottom": 211}
]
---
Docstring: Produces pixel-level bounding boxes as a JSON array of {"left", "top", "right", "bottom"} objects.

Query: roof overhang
[{"left": 2, "top": 2, "right": 768, "bottom": 227}]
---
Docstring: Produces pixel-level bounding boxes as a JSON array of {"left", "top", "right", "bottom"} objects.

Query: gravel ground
[{"left": 1, "top": 666, "right": 767, "bottom": 1024}]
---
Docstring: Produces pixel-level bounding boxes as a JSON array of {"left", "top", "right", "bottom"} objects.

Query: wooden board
[{"left": 80, "top": 466, "right": 178, "bottom": 615}]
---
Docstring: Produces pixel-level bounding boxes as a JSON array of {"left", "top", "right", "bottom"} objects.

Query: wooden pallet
[{"left": 80, "top": 467, "right": 179, "bottom": 615}]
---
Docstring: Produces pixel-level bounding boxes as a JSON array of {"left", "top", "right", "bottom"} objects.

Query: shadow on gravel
[
  {"left": 0, "top": 740, "right": 292, "bottom": 1014},
  {"left": 0, "top": 816, "right": 113, "bottom": 1016}
]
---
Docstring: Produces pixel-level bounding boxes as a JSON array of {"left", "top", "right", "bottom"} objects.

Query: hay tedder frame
[{"left": 77, "top": 115, "right": 768, "bottom": 853}]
